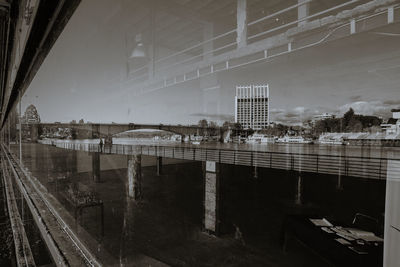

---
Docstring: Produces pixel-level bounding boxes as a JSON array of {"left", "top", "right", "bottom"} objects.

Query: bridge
[{"left": 26, "top": 122, "right": 232, "bottom": 141}]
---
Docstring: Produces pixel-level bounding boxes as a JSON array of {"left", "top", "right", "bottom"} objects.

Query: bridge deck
[{"left": 44, "top": 141, "right": 394, "bottom": 180}]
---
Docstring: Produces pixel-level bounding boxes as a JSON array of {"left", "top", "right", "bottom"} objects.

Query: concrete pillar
[
  {"left": 127, "top": 154, "right": 142, "bottom": 200},
  {"left": 388, "top": 6, "right": 394, "bottom": 24},
  {"left": 295, "top": 173, "right": 303, "bottom": 205},
  {"left": 236, "top": 0, "right": 247, "bottom": 49},
  {"left": 91, "top": 124, "right": 100, "bottom": 139},
  {"left": 92, "top": 152, "right": 101, "bottom": 182},
  {"left": 384, "top": 160, "right": 400, "bottom": 267},
  {"left": 297, "top": 0, "right": 309, "bottom": 26},
  {"left": 30, "top": 124, "right": 39, "bottom": 142},
  {"left": 204, "top": 161, "right": 220, "bottom": 234},
  {"left": 156, "top": 156, "right": 162, "bottom": 176}
]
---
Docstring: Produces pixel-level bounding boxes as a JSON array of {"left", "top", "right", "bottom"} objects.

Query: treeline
[
  {"left": 313, "top": 108, "right": 382, "bottom": 134},
  {"left": 196, "top": 108, "right": 382, "bottom": 138}
]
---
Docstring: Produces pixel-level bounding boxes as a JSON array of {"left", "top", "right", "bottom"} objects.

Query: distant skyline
[{"left": 21, "top": 0, "right": 400, "bottom": 126}]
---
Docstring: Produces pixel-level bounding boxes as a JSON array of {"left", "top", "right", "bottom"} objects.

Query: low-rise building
[
  {"left": 381, "top": 109, "right": 400, "bottom": 136},
  {"left": 313, "top": 113, "right": 336, "bottom": 121}
]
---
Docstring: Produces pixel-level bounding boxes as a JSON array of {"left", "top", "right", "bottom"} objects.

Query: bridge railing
[{"left": 43, "top": 141, "right": 393, "bottom": 180}]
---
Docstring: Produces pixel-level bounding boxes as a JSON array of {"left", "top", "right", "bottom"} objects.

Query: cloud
[
  {"left": 338, "top": 100, "right": 397, "bottom": 118},
  {"left": 190, "top": 113, "right": 234, "bottom": 122},
  {"left": 349, "top": 95, "right": 362, "bottom": 101},
  {"left": 272, "top": 106, "right": 321, "bottom": 125},
  {"left": 383, "top": 99, "right": 400, "bottom": 106}
]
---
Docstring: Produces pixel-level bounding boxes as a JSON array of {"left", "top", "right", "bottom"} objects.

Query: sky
[{"left": 21, "top": 0, "right": 400, "bottom": 125}]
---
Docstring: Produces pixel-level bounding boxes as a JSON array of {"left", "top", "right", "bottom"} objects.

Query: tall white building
[{"left": 235, "top": 84, "right": 269, "bottom": 129}]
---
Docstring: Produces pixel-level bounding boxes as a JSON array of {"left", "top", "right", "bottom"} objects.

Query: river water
[{"left": 6, "top": 139, "right": 393, "bottom": 266}]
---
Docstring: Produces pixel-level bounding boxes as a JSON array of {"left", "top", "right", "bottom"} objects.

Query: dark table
[{"left": 283, "top": 215, "right": 383, "bottom": 267}]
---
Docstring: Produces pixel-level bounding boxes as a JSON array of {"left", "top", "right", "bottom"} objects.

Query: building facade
[
  {"left": 381, "top": 109, "right": 400, "bottom": 136},
  {"left": 235, "top": 85, "right": 269, "bottom": 129},
  {"left": 313, "top": 113, "right": 336, "bottom": 121}
]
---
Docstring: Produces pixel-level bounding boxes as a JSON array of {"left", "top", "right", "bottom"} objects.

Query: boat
[
  {"left": 246, "top": 133, "right": 275, "bottom": 144},
  {"left": 276, "top": 135, "right": 313, "bottom": 144},
  {"left": 318, "top": 134, "right": 347, "bottom": 145},
  {"left": 191, "top": 141, "right": 201, "bottom": 145},
  {"left": 318, "top": 139, "right": 346, "bottom": 145}
]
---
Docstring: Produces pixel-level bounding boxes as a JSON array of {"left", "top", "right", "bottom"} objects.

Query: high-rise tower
[{"left": 235, "top": 84, "right": 269, "bottom": 129}]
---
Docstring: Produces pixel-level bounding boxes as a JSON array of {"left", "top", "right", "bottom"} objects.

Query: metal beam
[
  {"left": 131, "top": 0, "right": 400, "bottom": 93},
  {"left": 298, "top": 0, "right": 309, "bottom": 26},
  {"left": 237, "top": 0, "right": 247, "bottom": 49}
]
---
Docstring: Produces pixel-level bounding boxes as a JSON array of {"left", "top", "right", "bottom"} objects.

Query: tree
[
  {"left": 208, "top": 121, "right": 218, "bottom": 136},
  {"left": 209, "top": 121, "right": 217, "bottom": 128},
  {"left": 23, "top": 104, "right": 41, "bottom": 123},
  {"left": 198, "top": 119, "right": 208, "bottom": 128},
  {"left": 343, "top": 108, "right": 354, "bottom": 128},
  {"left": 346, "top": 118, "right": 363, "bottom": 132},
  {"left": 233, "top": 122, "right": 242, "bottom": 130}
]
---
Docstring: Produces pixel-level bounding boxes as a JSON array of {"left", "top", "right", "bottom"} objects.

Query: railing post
[
  {"left": 270, "top": 152, "right": 272, "bottom": 169},
  {"left": 291, "top": 153, "right": 294, "bottom": 171}
]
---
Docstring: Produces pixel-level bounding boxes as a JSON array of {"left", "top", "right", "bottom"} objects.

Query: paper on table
[
  {"left": 321, "top": 227, "right": 334, "bottom": 234},
  {"left": 359, "top": 235, "right": 383, "bottom": 242},
  {"left": 346, "top": 228, "right": 375, "bottom": 237},
  {"left": 309, "top": 218, "right": 333, "bottom": 227},
  {"left": 345, "top": 228, "right": 384, "bottom": 242}
]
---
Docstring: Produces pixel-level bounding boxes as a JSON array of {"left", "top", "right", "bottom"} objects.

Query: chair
[{"left": 352, "top": 213, "right": 379, "bottom": 234}]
